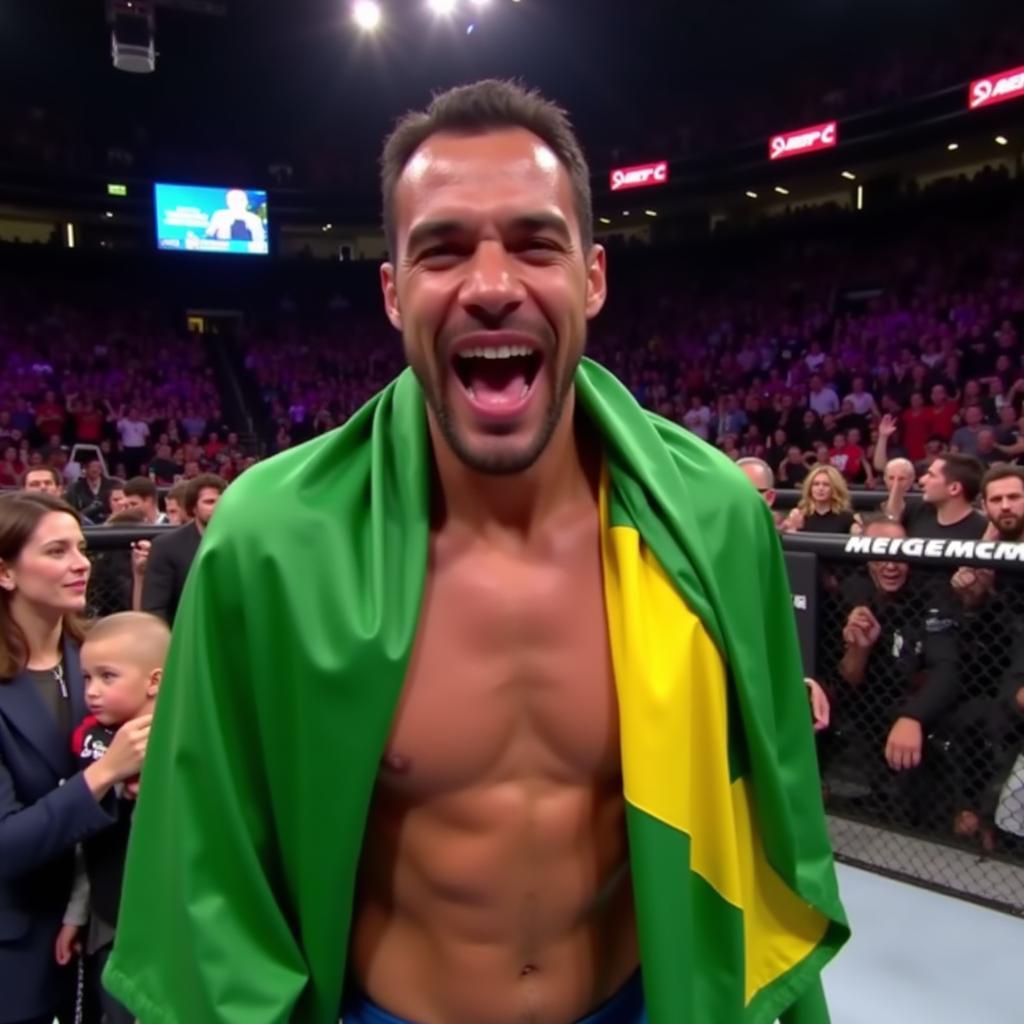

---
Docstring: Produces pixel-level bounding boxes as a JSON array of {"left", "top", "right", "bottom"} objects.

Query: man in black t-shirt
[
  {"left": 837, "top": 518, "right": 961, "bottom": 826},
  {"left": 887, "top": 453, "right": 987, "bottom": 541}
]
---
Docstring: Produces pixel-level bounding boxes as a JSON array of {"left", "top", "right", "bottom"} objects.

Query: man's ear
[
  {"left": 584, "top": 244, "right": 607, "bottom": 321},
  {"left": 381, "top": 263, "right": 402, "bottom": 331}
]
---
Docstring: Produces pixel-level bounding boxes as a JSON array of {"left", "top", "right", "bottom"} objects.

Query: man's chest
[{"left": 380, "top": 539, "right": 619, "bottom": 796}]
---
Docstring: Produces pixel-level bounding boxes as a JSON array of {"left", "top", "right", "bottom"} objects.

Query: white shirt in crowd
[
  {"left": 682, "top": 405, "right": 712, "bottom": 440},
  {"left": 808, "top": 387, "right": 840, "bottom": 416},
  {"left": 843, "top": 392, "right": 877, "bottom": 415},
  {"left": 117, "top": 418, "right": 150, "bottom": 448}
]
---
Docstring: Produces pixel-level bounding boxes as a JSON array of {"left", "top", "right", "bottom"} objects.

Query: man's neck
[
  {"left": 934, "top": 498, "right": 974, "bottom": 526},
  {"left": 428, "top": 391, "right": 599, "bottom": 540}
]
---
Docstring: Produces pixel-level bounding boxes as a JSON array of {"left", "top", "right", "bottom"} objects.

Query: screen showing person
[{"left": 153, "top": 183, "right": 270, "bottom": 256}]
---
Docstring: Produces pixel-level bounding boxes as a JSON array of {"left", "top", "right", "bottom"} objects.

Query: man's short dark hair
[
  {"left": 184, "top": 474, "right": 227, "bottom": 516},
  {"left": 108, "top": 477, "right": 125, "bottom": 492},
  {"left": 936, "top": 453, "right": 984, "bottom": 503},
  {"left": 23, "top": 466, "right": 62, "bottom": 488},
  {"left": 380, "top": 79, "right": 593, "bottom": 258},
  {"left": 123, "top": 476, "right": 157, "bottom": 501},
  {"left": 982, "top": 463, "right": 1024, "bottom": 500},
  {"left": 166, "top": 481, "right": 188, "bottom": 506}
]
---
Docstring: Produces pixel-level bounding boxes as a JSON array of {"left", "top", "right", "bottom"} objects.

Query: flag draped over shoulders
[{"left": 105, "top": 358, "right": 847, "bottom": 1024}]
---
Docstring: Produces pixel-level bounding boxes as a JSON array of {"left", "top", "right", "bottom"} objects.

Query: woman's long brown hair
[{"left": 0, "top": 491, "right": 88, "bottom": 680}]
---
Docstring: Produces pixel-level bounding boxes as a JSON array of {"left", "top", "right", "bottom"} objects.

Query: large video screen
[{"left": 154, "top": 183, "right": 270, "bottom": 256}]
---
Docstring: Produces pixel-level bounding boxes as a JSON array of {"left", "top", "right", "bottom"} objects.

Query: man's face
[
  {"left": 884, "top": 461, "right": 915, "bottom": 492},
  {"left": 165, "top": 497, "right": 186, "bottom": 526},
  {"left": 86, "top": 461, "right": 102, "bottom": 482},
  {"left": 931, "top": 386, "right": 947, "bottom": 406},
  {"left": 866, "top": 524, "right": 910, "bottom": 593},
  {"left": 977, "top": 429, "right": 996, "bottom": 454},
  {"left": 985, "top": 477, "right": 1024, "bottom": 540},
  {"left": 920, "top": 459, "right": 953, "bottom": 504},
  {"left": 739, "top": 464, "right": 775, "bottom": 507},
  {"left": 24, "top": 470, "right": 59, "bottom": 495},
  {"left": 194, "top": 487, "right": 222, "bottom": 526},
  {"left": 109, "top": 489, "right": 127, "bottom": 513},
  {"left": 381, "top": 128, "right": 607, "bottom": 475},
  {"left": 965, "top": 406, "right": 983, "bottom": 427},
  {"left": 124, "top": 494, "right": 157, "bottom": 523}
]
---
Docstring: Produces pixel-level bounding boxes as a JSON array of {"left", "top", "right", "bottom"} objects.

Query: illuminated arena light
[
  {"left": 428, "top": 0, "right": 458, "bottom": 15},
  {"left": 352, "top": 0, "right": 382, "bottom": 31}
]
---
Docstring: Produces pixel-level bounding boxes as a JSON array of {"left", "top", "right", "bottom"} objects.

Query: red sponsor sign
[
  {"left": 609, "top": 161, "right": 669, "bottom": 192},
  {"left": 768, "top": 121, "right": 838, "bottom": 161},
  {"left": 969, "top": 65, "right": 1024, "bottom": 110}
]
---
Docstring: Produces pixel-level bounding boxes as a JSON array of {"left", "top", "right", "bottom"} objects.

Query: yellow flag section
[{"left": 600, "top": 505, "right": 831, "bottom": 1023}]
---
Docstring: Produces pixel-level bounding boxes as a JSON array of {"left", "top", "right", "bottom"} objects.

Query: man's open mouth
[{"left": 452, "top": 345, "right": 544, "bottom": 410}]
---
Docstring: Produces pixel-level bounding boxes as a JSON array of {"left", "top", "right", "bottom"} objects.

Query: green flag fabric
[{"left": 105, "top": 358, "right": 848, "bottom": 1023}]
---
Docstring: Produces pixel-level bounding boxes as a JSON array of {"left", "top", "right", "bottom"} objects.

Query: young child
[{"left": 55, "top": 611, "right": 170, "bottom": 1024}]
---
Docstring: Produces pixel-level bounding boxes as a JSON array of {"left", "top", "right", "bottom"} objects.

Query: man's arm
[
  {"left": 873, "top": 414, "right": 897, "bottom": 474},
  {"left": 900, "top": 610, "right": 961, "bottom": 727}
]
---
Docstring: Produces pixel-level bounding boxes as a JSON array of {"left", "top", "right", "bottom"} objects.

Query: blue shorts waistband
[{"left": 342, "top": 971, "right": 645, "bottom": 1024}]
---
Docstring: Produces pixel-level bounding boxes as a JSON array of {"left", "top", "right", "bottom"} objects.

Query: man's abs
[{"left": 351, "top": 780, "right": 638, "bottom": 1024}]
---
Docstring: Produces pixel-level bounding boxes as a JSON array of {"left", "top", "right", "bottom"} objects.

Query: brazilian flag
[{"left": 106, "top": 359, "right": 848, "bottom": 1023}]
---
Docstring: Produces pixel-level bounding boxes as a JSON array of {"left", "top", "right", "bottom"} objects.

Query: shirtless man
[
  {"left": 107, "top": 81, "right": 843, "bottom": 1024},
  {"left": 350, "top": 81, "right": 636, "bottom": 1024}
]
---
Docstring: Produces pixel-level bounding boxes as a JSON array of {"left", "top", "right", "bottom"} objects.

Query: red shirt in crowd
[
  {"left": 829, "top": 443, "right": 866, "bottom": 481},
  {"left": 930, "top": 400, "right": 960, "bottom": 442},
  {"left": 901, "top": 406, "right": 934, "bottom": 461},
  {"left": 75, "top": 408, "right": 105, "bottom": 442},
  {"left": 36, "top": 401, "right": 65, "bottom": 438}
]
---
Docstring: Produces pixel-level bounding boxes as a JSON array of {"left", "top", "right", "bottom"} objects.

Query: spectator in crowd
[
  {"left": 110, "top": 406, "right": 150, "bottom": 478},
  {"left": 836, "top": 516, "right": 961, "bottom": 823},
  {"left": 681, "top": 394, "right": 711, "bottom": 440},
  {"left": 57, "top": 612, "right": 170, "bottom": 1024},
  {"left": 940, "top": 466, "right": 1024, "bottom": 850},
  {"left": 808, "top": 375, "right": 840, "bottom": 417},
  {"left": 66, "top": 460, "right": 116, "bottom": 523},
  {"left": 141, "top": 474, "right": 227, "bottom": 624},
  {"left": 776, "top": 444, "right": 810, "bottom": 488},
  {"left": 782, "top": 464, "right": 855, "bottom": 534},
  {"left": 122, "top": 477, "right": 168, "bottom": 525},
  {"left": 0, "top": 452, "right": 20, "bottom": 488},
  {"left": 737, "top": 457, "right": 831, "bottom": 731},
  {"left": 950, "top": 405, "right": 989, "bottom": 457},
  {"left": 22, "top": 466, "right": 62, "bottom": 495},
  {"left": 0, "top": 492, "right": 150, "bottom": 1024},
  {"left": 164, "top": 482, "right": 189, "bottom": 526},
  {"left": 87, "top": 507, "right": 150, "bottom": 617},
  {"left": 929, "top": 385, "right": 960, "bottom": 442},
  {"left": 827, "top": 430, "right": 875, "bottom": 488},
  {"left": 843, "top": 376, "right": 877, "bottom": 418},
  {"left": 108, "top": 479, "right": 128, "bottom": 517},
  {"left": 886, "top": 454, "right": 987, "bottom": 540},
  {"left": 736, "top": 456, "right": 777, "bottom": 510},
  {"left": 147, "top": 444, "right": 181, "bottom": 486}
]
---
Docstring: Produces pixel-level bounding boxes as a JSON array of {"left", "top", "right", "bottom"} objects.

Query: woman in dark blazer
[{"left": 0, "top": 492, "right": 151, "bottom": 1024}]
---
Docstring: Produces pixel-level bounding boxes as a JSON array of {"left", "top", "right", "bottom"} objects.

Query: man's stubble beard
[{"left": 409, "top": 336, "right": 583, "bottom": 477}]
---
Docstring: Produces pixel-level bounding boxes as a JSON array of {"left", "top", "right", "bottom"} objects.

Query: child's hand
[{"left": 55, "top": 923, "right": 81, "bottom": 965}]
